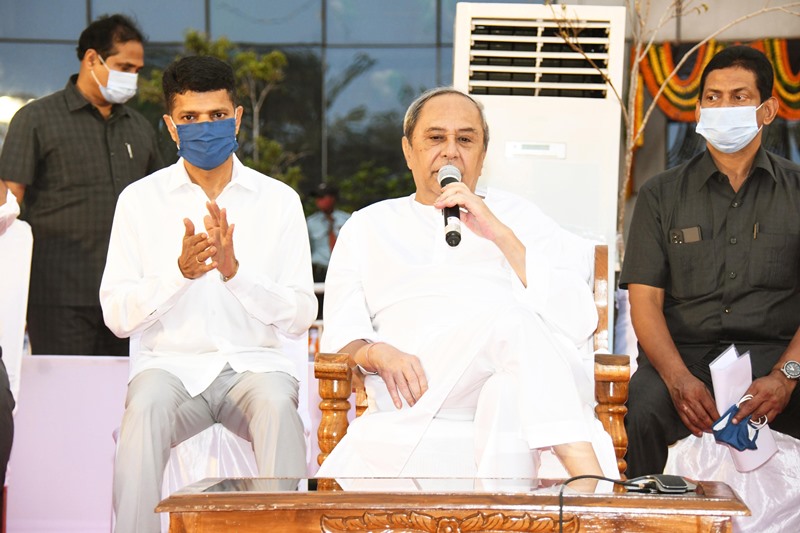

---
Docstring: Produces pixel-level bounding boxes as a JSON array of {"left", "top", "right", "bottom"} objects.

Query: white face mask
[
  {"left": 91, "top": 55, "right": 138, "bottom": 104},
  {"left": 695, "top": 103, "right": 764, "bottom": 154}
]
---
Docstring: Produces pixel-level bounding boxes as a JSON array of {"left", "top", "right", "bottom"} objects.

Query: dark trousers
[
  {"left": 625, "top": 343, "right": 800, "bottom": 478},
  {"left": 27, "top": 304, "right": 129, "bottom": 356},
  {"left": 0, "top": 348, "right": 15, "bottom": 511}
]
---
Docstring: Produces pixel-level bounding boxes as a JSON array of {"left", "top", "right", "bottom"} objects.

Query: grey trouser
[{"left": 113, "top": 365, "right": 306, "bottom": 533}]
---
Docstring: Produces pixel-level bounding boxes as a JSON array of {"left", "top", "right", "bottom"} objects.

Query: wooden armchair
[{"left": 314, "top": 244, "right": 630, "bottom": 489}]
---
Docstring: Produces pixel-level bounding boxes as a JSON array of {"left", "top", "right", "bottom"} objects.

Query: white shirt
[
  {"left": 0, "top": 188, "right": 20, "bottom": 236},
  {"left": 100, "top": 156, "right": 317, "bottom": 396},
  {"left": 321, "top": 188, "right": 597, "bottom": 355}
]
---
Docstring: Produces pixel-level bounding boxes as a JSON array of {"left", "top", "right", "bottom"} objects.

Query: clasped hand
[{"left": 178, "top": 200, "right": 237, "bottom": 280}]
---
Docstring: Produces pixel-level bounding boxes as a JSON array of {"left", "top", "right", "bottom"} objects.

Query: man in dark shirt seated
[{"left": 620, "top": 46, "right": 800, "bottom": 477}]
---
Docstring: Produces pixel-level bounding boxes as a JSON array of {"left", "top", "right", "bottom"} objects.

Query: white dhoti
[{"left": 317, "top": 300, "right": 617, "bottom": 488}]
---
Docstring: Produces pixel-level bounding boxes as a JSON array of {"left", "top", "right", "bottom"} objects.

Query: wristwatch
[{"left": 780, "top": 360, "right": 800, "bottom": 380}]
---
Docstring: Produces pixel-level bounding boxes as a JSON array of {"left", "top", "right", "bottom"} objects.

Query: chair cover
[
  {"left": 665, "top": 431, "right": 800, "bottom": 533},
  {"left": 0, "top": 219, "right": 33, "bottom": 403},
  {"left": 160, "top": 332, "right": 312, "bottom": 530}
]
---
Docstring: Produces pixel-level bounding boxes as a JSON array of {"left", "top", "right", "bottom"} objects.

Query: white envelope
[{"left": 709, "top": 344, "right": 777, "bottom": 471}]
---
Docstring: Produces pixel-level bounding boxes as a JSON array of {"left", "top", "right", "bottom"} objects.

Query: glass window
[
  {"left": 441, "top": 0, "right": 545, "bottom": 44},
  {"left": 325, "top": 48, "right": 437, "bottom": 200},
  {"left": 326, "top": 48, "right": 437, "bottom": 121},
  {"left": 260, "top": 47, "right": 324, "bottom": 183},
  {"left": 0, "top": 43, "right": 76, "bottom": 99},
  {"left": 0, "top": 0, "right": 86, "bottom": 40},
  {"left": 211, "top": 0, "right": 322, "bottom": 44},
  {"left": 438, "top": 46, "right": 454, "bottom": 86},
  {"left": 327, "top": 0, "right": 436, "bottom": 45},
  {"left": 140, "top": 44, "right": 184, "bottom": 72},
  {"left": 91, "top": 0, "right": 205, "bottom": 43}
]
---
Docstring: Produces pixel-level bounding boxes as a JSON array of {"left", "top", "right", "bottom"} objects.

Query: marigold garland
[{"left": 636, "top": 38, "right": 800, "bottom": 132}]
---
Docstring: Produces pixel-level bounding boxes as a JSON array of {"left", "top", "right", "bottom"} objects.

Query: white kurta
[
  {"left": 100, "top": 156, "right": 317, "bottom": 396},
  {"left": 318, "top": 188, "right": 617, "bottom": 484}
]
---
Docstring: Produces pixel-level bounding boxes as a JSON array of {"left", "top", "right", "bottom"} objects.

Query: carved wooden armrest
[
  {"left": 316, "top": 351, "right": 374, "bottom": 491},
  {"left": 594, "top": 353, "right": 630, "bottom": 478},
  {"left": 314, "top": 352, "right": 351, "bottom": 465}
]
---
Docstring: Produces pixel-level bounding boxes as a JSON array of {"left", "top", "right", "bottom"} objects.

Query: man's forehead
[
  {"left": 416, "top": 95, "right": 483, "bottom": 131},
  {"left": 423, "top": 125, "right": 480, "bottom": 135},
  {"left": 108, "top": 41, "right": 144, "bottom": 58},
  {"left": 173, "top": 90, "right": 234, "bottom": 108},
  {"left": 703, "top": 66, "right": 758, "bottom": 91}
]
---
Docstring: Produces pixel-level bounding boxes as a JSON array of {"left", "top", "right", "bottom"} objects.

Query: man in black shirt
[
  {"left": 620, "top": 46, "right": 800, "bottom": 477},
  {"left": 0, "top": 15, "right": 162, "bottom": 356}
]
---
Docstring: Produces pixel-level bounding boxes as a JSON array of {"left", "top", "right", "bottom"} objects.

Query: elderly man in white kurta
[{"left": 317, "top": 88, "right": 617, "bottom": 489}]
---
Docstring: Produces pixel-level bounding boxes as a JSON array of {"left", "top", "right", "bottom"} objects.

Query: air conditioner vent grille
[{"left": 467, "top": 17, "right": 613, "bottom": 98}]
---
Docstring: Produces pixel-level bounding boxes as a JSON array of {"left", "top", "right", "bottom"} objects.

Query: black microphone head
[
  {"left": 445, "top": 230, "right": 461, "bottom": 247},
  {"left": 437, "top": 165, "right": 462, "bottom": 187}
]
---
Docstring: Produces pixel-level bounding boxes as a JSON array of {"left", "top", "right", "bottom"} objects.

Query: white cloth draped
[
  {"left": 317, "top": 189, "right": 617, "bottom": 486},
  {"left": 665, "top": 432, "right": 800, "bottom": 533},
  {"left": 0, "top": 188, "right": 20, "bottom": 235}
]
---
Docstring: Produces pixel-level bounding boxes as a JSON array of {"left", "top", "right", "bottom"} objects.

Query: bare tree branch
[
  {"left": 637, "top": 2, "right": 800, "bottom": 148},
  {"left": 551, "top": 0, "right": 800, "bottom": 236}
]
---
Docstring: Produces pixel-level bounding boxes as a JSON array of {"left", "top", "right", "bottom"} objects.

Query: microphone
[{"left": 437, "top": 165, "right": 462, "bottom": 247}]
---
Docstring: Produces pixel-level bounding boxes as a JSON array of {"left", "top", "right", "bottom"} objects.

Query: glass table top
[{"left": 202, "top": 477, "right": 621, "bottom": 495}]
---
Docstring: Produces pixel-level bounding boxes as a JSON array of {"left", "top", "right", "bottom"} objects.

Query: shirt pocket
[
  {"left": 748, "top": 232, "right": 800, "bottom": 290},
  {"left": 667, "top": 239, "right": 717, "bottom": 300}
]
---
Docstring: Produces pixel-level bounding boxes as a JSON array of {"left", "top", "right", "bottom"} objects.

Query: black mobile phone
[
  {"left": 669, "top": 226, "right": 702, "bottom": 244},
  {"left": 626, "top": 474, "right": 697, "bottom": 494}
]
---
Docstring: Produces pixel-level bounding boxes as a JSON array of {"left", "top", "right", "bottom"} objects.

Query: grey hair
[{"left": 403, "top": 87, "right": 490, "bottom": 151}]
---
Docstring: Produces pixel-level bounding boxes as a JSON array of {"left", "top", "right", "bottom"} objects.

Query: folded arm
[
  {"left": 434, "top": 182, "right": 527, "bottom": 284},
  {"left": 435, "top": 184, "right": 597, "bottom": 344}
]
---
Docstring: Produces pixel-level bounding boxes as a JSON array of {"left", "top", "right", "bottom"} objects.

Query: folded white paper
[{"left": 709, "top": 344, "right": 777, "bottom": 471}]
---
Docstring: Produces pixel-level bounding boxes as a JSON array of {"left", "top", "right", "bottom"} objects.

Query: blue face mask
[
  {"left": 712, "top": 401, "right": 764, "bottom": 451},
  {"left": 174, "top": 118, "right": 239, "bottom": 171}
]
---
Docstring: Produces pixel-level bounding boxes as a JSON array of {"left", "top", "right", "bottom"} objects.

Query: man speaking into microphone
[{"left": 317, "top": 87, "right": 617, "bottom": 487}]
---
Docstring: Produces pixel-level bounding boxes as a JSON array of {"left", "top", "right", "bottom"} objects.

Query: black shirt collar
[
  {"left": 691, "top": 147, "right": 777, "bottom": 192},
  {"left": 64, "top": 74, "right": 129, "bottom": 118}
]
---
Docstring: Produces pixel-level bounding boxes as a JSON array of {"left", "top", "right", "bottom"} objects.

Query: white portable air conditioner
[{"left": 453, "top": 2, "right": 626, "bottom": 341}]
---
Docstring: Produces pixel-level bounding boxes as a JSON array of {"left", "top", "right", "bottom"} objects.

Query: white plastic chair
[
  {"left": 0, "top": 218, "right": 32, "bottom": 529},
  {"left": 616, "top": 292, "right": 800, "bottom": 532},
  {"left": 665, "top": 431, "right": 800, "bottom": 532},
  {"left": 0, "top": 218, "right": 33, "bottom": 403}
]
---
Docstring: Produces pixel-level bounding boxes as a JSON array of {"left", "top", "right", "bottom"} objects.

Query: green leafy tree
[{"left": 335, "top": 161, "right": 415, "bottom": 213}]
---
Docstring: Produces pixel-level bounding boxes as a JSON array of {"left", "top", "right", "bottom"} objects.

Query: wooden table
[{"left": 157, "top": 478, "right": 749, "bottom": 533}]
